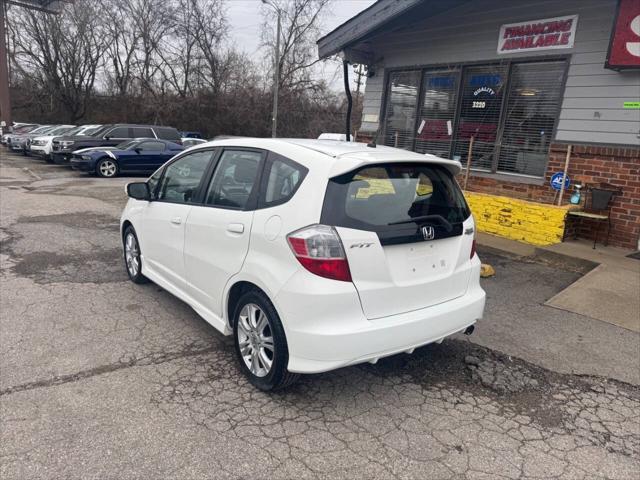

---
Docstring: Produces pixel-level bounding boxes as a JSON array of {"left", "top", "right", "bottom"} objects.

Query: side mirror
[
  {"left": 104, "top": 136, "right": 110, "bottom": 140},
  {"left": 134, "top": 147, "right": 142, "bottom": 154},
  {"left": 126, "top": 182, "right": 150, "bottom": 201}
]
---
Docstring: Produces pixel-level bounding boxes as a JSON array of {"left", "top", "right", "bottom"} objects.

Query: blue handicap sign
[{"left": 550, "top": 172, "right": 571, "bottom": 191}]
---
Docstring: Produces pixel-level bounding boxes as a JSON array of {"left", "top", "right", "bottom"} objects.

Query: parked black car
[{"left": 51, "top": 124, "right": 182, "bottom": 164}]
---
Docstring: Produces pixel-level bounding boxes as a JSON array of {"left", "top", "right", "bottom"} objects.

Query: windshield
[
  {"left": 30, "top": 126, "right": 53, "bottom": 134},
  {"left": 15, "top": 125, "right": 38, "bottom": 133},
  {"left": 63, "top": 126, "right": 84, "bottom": 136},
  {"left": 48, "top": 126, "right": 74, "bottom": 136},
  {"left": 82, "top": 126, "right": 101, "bottom": 135},
  {"left": 87, "top": 125, "right": 111, "bottom": 138},
  {"left": 321, "top": 163, "right": 470, "bottom": 243},
  {"left": 116, "top": 140, "right": 138, "bottom": 150}
]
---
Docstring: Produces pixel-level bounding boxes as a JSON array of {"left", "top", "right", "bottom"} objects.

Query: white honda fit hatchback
[{"left": 120, "top": 139, "right": 485, "bottom": 390}]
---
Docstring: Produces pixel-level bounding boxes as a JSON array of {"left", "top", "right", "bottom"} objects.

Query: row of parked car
[{"left": 1, "top": 123, "right": 207, "bottom": 177}]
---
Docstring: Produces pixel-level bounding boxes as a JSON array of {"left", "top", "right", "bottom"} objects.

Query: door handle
[
  {"left": 170, "top": 217, "right": 182, "bottom": 225},
  {"left": 227, "top": 223, "right": 244, "bottom": 234}
]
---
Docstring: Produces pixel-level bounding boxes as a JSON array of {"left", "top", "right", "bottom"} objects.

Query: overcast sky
[{"left": 226, "top": 0, "right": 376, "bottom": 90}]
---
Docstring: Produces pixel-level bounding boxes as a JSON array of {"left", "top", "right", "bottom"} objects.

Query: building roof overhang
[{"left": 317, "top": 0, "right": 472, "bottom": 64}]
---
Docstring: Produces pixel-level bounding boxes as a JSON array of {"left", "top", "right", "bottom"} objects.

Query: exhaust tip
[{"left": 464, "top": 325, "right": 475, "bottom": 336}]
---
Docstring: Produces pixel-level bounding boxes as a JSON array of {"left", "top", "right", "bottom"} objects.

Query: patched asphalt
[{"left": 1, "top": 149, "right": 638, "bottom": 479}]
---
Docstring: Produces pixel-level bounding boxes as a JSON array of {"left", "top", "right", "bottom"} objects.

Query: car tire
[
  {"left": 123, "top": 226, "right": 149, "bottom": 284},
  {"left": 96, "top": 157, "right": 119, "bottom": 178},
  {"left": 233, "top": 290, "right": 299, "bottom": 391}
]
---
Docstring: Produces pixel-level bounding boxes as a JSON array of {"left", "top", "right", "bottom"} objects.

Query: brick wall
[
  {"left": 463, "top": 144, "right": 639, "bottom": 249},
  {"left": 465, "top": 192, "right": 572, "bottom": 246}
]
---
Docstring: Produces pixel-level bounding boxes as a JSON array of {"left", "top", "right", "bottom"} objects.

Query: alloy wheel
[
  {"left": 124, "top": 232, "right": 140, "bottom": 277},
  {"left": 99, "top": 160, "right": 117, "bottom": 177},
  {"left": 237, "top": 303, "right": 275, "bottom": 377}
]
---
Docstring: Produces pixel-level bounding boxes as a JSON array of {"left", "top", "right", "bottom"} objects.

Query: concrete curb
[
  {"left": 532, "top": 247, "right": 599, "bottom": 275},
  {"left": 477, "top": 243, "right": 597, "bottom": 275}
]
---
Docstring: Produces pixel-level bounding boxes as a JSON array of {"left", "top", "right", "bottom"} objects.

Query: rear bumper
[{"left": 278, "top": 262, "right": 485, "bottom": 374}]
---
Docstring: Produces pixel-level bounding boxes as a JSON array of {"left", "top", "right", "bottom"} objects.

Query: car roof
[
  {"left": 110, "top": 124, "right": 177, "bottom": 128},
  {"left": 121, "top": 138, "right": 183, "bottom": 147},
  {"left": 196, "top": 138, "right": 462, "bottom": 175},
  {"left": 129, "top": 137, "right": 178, "bottom": 143}
]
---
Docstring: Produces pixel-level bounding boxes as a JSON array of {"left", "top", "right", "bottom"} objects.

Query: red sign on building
[{"left": 606, "top": 0, "right": 640, "bottom": 70}]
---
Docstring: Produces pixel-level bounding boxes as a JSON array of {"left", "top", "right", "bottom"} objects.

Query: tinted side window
[
  {"left": 260, "top": 155, "right": 307, "bottom": 207},
  {"left": 157, "top": 150, "right": 213, "bottom": 204},
  {"left": 139, "top": 141, "right": 165, "bottom": 151},
  {"left": 153, "top": 127, "right": 181, "bottom": 141},
  {"left": 132, "top": 127, "right": 154, "bottom": 138},
  {"left": 205, "top": 150, "right": 261, "bottom": 209},
  {"left": 106, "top": 127, "right": 130, "bottom": 139}
]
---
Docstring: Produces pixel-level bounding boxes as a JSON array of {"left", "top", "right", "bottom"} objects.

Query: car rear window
[{"left": 321, "top": 163, "right": 471, "bottom": 245}]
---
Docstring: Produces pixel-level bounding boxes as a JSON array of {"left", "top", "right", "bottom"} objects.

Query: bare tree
[
  {"left": 188, "top": 0, "right": 232, "bottom": 94},
  {"left": 261, "top": 0, "right": 331, "bottom": 93},
  {"left": 158, "top": 0, "right": 199, "bottom": 98},
  {"left": 102, "top": 0, "right": 141, "bottom": 97},
  {"left": 7, "top": 0, "right": 349, "bottom": 139},
  {"left": 10, "top": 0, "right": 106, "bottom": 121},
  {"left": 126, "top": 0, "right": 175, "bottom": 96}
]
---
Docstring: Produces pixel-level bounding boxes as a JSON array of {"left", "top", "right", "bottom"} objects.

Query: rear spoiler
[{"left": 327, "top": 153, "right": 462, "bottom": 178}]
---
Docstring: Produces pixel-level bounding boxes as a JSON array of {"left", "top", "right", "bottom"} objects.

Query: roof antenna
[{"left": 342, "top": 58, "right": 352, "bottom": 142}]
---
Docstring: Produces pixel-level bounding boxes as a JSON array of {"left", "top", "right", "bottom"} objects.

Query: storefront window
[
  {"left": 498, "top": 61, "right": 567, "bottom": 176},
  {"left": 415, "top": 70, "right": 460, "bottom": 158},
  {"left": 451, "top": 65, "right": 508, "bottom": 170},
  {"left": 383, "top": 71, "right": 420, "bottom": 150},
  {"left": 381, "top": 59, "right": 567, "bottom": 178}
]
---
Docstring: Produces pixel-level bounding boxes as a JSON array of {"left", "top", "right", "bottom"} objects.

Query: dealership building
[{"left": 318, "top": 0, "right": 640, "bottom": 250}]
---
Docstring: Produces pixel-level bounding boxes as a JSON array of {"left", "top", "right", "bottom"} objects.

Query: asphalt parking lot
[{"left": 1, "top": 149, "right": 639, "bottom": 479}]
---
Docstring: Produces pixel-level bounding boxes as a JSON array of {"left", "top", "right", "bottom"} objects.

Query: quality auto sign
[{"left": 498, "top": 15, "right": 578, "bottom": 54}]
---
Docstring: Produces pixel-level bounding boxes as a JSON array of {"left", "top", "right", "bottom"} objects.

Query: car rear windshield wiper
[{"left": 388, "top": 214, "right": 454, "bottom": 232}]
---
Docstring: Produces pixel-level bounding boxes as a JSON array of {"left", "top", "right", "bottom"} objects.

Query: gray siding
[
  {"left": 360, "top": 0, "right": 640, "bottom": 146},
  {"left": 360, "top": 71, "right": 385, "bottom": 133}
]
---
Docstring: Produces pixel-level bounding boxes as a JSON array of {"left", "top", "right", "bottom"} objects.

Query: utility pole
[
  {"left": 352, "top": 64, "right": 366, "bottom": 140},
  {"left": 262, "top": 0, "right": 280, "bottom": 138},
  {"left": 0, "top": 0, "right": 12, "bottom": 132},
  {"left": 354, "top": 64, "right": 365, "bottom": 98}
]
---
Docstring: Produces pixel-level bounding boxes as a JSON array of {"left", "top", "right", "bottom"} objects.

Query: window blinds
[{"left": 497, "top": 61, "right": 567, "bottom": 176}]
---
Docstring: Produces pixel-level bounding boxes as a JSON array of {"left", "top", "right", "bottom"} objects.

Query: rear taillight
[
  {"left": 470, "top": 238, "right": 477, "bottom": 259},
  {"left": 287, "top": 225, "right": 352, "bottom": 282}
]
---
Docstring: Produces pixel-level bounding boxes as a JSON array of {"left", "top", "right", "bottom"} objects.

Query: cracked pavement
[{"left": 1, "top": 149, "right": 639, "bottom": 479}]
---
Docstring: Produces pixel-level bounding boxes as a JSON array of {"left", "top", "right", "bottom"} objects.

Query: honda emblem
[{"left": 421, "top": 226, "right": 435, "bottom": 241}]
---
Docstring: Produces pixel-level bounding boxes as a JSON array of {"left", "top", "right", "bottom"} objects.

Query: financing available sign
[{"left": 498, "top": 15, "right": 579, "bottom": 54}]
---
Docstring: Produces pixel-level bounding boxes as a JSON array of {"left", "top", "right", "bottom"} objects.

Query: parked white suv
[
  {"left": 30, "top": 124, "right": 101, "bottom": 161},
  {"left": 120, "top": 139, "right": 485, "bottom": 390}
]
